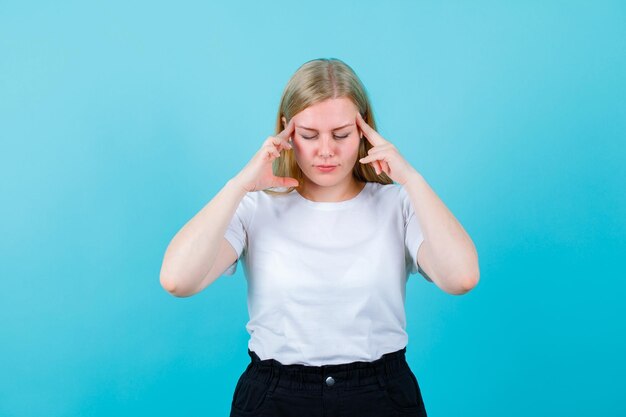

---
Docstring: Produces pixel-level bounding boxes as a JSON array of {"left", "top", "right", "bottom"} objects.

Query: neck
[{"left": 298, "top": 178, "right": 365, "bottom": 202}]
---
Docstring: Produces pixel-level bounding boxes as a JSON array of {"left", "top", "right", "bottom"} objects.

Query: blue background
[{"left": 1, "top": 1, "right": 624, "bottom": 416}]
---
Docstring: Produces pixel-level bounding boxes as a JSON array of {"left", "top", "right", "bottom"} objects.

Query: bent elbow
[
  {"left": 160, "top": 274, "right": 175, "bottom": 293},
  {"left": 449, "top": 268, "right": 480, "bottom": 296},
  {"left": 160, "top": 274, "right": 194, "bottom": 298},
  {"left": 444, "top": 268, "right": 480, "bottom": 295}
]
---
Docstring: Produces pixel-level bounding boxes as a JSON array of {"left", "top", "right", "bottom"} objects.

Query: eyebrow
[{"left": 296, "top": 123, "right": 354, "bottom": 132}]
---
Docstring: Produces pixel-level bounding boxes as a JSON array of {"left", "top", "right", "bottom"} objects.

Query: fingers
[
  {"left": 359, "top": 153, "right": 385, "bottom": 176},
  {"left": 381, "top": 160, "right": 390, "bottom": 175},
  {"left": 356, "top": 117, "right": 382, "bottom": 175},
  {"left": 375, "top": 160, "right": 383, "bottom": 175},
  {"left": 265, "top": 118, "right": 294, "bottom": 153},
  {"left": 258, "top": 118, "right": 296, "bottom": 166},
  {"left": 263, "top": 136, "right": 291, "bottom": 156},
  {"left": 277, "top": 118, "right": 295, "bottom": 142},
  {"left": 269, "top": 136, "right": 292, "bottom": 152},
  {"left": 355, "top": 112, "right": 385, "bottom": 146},
  {"left": 263, "top": 146, "right": 280, "bottom": 160},
  {"left": 359, "top": 153, "right": 379, "bottom": 164}
]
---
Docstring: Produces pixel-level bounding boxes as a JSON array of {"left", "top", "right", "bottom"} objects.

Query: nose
[{"left": 318, "top": 135, "right": 335, "bottom": 157}]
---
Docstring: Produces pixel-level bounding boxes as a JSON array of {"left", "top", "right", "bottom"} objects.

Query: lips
[{"left": 316, "top": 165, "right": 337, "bottom": 173}]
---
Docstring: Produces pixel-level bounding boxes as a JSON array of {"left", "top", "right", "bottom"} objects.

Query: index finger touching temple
[{"left": 278, "top": 118, "right": 295, "bottom": 140}]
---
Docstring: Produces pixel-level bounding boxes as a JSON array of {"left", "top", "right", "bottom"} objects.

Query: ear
[{"left": 281, "top": 116, "right": 287, "bottom": 128}]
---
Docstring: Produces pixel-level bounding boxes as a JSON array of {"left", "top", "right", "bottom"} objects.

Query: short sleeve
[
  {"left": 400, "top": 186, "right": 432, "bottom": 282},
  {"left": 222, "top": 192, "right": 256, "bottom": 276}
]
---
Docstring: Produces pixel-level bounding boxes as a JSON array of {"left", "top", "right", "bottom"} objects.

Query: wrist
[
  {"left": 228, "top": 177, "right": 253, "bottom": 194},
  {"left": 401, "top": 168, "right": 423, "bottom": 186}
]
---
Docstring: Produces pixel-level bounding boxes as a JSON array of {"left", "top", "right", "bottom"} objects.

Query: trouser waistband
[{"left": 244, "top": 348, "right": 410, "bottom": 392}]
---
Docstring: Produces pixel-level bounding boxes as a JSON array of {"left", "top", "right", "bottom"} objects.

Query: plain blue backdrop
[{"left": 1, "top": 1, "right": 624, "bottom": 416}]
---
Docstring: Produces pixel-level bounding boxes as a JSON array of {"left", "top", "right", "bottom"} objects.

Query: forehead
[{"left": 294, "top": 97, "right": 358, "bottom": 129}]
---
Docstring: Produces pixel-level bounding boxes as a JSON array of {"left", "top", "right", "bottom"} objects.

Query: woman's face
[{"left": 283, "top": 97, "right": 362, "bottom": 189}]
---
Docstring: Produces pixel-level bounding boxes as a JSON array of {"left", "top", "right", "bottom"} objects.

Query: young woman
[{"left": 160, "top": 58, "right": 479, "bottom": 417}]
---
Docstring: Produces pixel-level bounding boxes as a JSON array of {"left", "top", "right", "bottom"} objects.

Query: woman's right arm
[
  {"left": 159, "top": 118, "right": 298, "bottom": 297},
  {"left": 159, "top": 178, "right": 249, "bottom": 297}
]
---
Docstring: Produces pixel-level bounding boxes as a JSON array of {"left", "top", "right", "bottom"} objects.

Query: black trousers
[{"left": 229, "top": 347, "right": 428, "bottom": 417}]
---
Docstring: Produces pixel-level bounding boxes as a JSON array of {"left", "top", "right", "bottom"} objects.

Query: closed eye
[{"left": 301, "top": 134, "right": 349, "bottom": 140}]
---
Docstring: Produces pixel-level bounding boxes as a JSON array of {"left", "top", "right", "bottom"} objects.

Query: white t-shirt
[{"left": 223, "top": 181, "right": 430, "bottom": 366}]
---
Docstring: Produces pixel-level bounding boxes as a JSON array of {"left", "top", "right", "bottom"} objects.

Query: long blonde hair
[{"left": 264, "top": 58, "right": 393, "bottom": 196}]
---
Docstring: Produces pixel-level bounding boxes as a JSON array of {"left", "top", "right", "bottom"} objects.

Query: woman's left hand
[{"left": 356, "top": 112, "right": 418, "bottom": 185}]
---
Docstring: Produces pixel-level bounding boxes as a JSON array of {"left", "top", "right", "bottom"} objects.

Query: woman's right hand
[{"left": 232, "top": 119, "right": 299, "bottom": 192}]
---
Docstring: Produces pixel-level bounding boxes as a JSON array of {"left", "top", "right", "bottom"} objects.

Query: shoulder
[
  {"left": 366, "top": 181, "right": 406, "bottom": 200},
  {"left": 365, "top": 182, "right": 414, "bottom": 219},
  {"left": 241, "top": 187, "right": 296, "bottom": 210}
]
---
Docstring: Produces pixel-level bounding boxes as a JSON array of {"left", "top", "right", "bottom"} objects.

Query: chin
[{"left": 308, "top": 171, "right": 348, "bottom": 185}]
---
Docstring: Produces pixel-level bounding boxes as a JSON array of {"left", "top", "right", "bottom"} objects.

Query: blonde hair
[{"left": 264, "top": 58, "right": 393, "bottom": 197}]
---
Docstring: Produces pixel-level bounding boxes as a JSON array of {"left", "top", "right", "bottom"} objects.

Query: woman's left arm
[
  {"left": 402, "top": 171, "right": 479, "bottom": 295},
  {"left": 356, "top": 112, "right": 479, "bottom": 295}
]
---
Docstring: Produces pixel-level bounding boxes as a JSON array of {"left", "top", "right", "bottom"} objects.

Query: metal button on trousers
[{"left": 230, "top": 347, "right": 428, "bottom": 417}]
